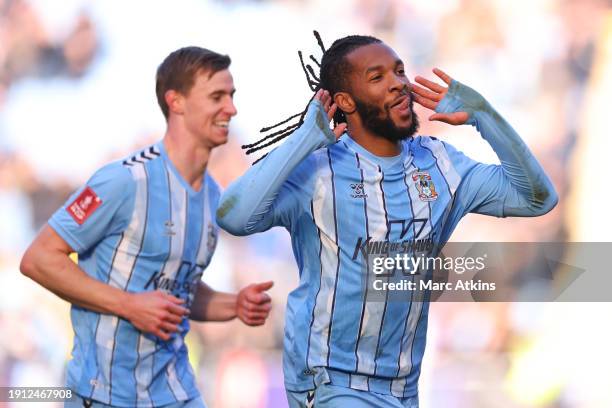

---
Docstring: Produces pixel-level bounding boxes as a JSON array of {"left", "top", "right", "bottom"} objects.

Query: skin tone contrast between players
[{"left": 17, "top": 33, "right": 558, "bottom": 408}]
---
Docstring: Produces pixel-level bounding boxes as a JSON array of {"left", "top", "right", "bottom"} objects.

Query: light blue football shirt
[
  {"left": 217, "top": 79, "right": 557, "bottom": 398},
  {"left": 49, "top": 142, "right": 220, "bottom": 407}
]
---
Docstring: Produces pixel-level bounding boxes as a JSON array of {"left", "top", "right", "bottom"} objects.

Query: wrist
[
  {"left": 114, "top": 290, "right": 133, "bottom": 320},
  {"left": 436, "top": 80, "right": 486, "bottom": 126},
  {"left": 228, "top": 293, "right": 239, "bottom": 320},
  {"left": 303, "top": 100, "right": 336, "bottom": 148}
]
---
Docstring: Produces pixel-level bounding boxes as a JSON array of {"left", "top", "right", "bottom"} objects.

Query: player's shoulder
[
  {"left": 86, "top": 144, "right": 162, "bottom": 196},
  {"left": 81, "top": 160, "right": 136, "bottom": 208},
  {"left": 90, "top": 159, "right": 133, "bottom": 187},
  {"left": 120, "top": 144, "right": 163, "bottom": 169}
]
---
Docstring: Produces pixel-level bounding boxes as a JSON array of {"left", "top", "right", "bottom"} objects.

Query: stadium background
[{"left": 1, "top": 0, "right": 611, "bottom": 406}]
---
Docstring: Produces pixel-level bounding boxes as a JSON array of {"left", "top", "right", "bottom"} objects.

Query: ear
[
  {"left": 165, "top": 90, "right": 184, "bottom": 116},
  {"left": 334, "top": 91, "right": 356, "bottom": 115}
]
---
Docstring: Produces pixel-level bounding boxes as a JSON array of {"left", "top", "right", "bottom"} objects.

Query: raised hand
[
  {"left": 123, "top": 290, "right": 189, "bottom": 341},
  {"left": 411, "top": 68, "right": 470, "bottom": 126},
  {"left": 314, "top": 89, "right": 348, "bottom": 139},
  {"left": 236, "top": 281, "right": 274, "bottom": 326}
]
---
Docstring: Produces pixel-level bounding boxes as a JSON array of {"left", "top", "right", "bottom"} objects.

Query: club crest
[{"left": 412, "top": 171, "right": 438, "bottom": 201}]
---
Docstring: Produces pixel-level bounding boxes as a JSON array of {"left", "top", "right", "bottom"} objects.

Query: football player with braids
[{"left": 217, "top": 32, "right": 557, "bottom": 407}]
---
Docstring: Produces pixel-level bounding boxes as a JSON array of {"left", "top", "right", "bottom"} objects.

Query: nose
[
  {"left": 226, "top": 99, "right": 237, "bottom": 116},
  {"left": 389, "top": 74, "right": 409, "bottom": 94}
]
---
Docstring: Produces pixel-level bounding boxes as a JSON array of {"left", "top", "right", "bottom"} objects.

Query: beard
[{"left": 353, "top": 94, "right": 419, "bottom": 142}]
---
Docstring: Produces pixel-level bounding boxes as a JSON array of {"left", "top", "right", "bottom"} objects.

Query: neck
[
  {"left": 162, "top": 128, "right": 211, "bottom": 192},
  {"left": 346, "top": 120, "right": 402, "bottom": 157}
]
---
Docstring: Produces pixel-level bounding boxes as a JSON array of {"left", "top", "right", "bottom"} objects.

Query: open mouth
[
  {"left": 390, "top": 95, "right": 410, "bottom": 115},
  {"left": 214, "top": 121, "right": 230, "bottom": 129}
]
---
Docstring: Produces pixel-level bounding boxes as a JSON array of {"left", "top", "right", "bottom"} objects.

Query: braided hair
[{"left": 243, "top": 31, "right": 381, "bottom": 163}]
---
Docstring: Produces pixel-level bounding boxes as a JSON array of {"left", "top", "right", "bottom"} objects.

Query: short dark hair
[{"left": 155, "top": 46, "right": 231, "bottom": 119}]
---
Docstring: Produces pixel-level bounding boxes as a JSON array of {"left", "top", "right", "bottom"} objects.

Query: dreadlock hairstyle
[{"left": 243, "top": 31, "right": 382, "bottom": 164}]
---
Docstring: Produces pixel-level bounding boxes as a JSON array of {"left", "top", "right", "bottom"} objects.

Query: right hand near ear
[
  {"left": 121, "top": 290, "right": 189, "bottom": 341},
  {"left": 314, "top": 89, "right": 348, "bottom": 139}
]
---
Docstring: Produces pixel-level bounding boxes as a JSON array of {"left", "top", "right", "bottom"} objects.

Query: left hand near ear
[{"left": 411, "top": 68, "right": 470, "bottom": 126}]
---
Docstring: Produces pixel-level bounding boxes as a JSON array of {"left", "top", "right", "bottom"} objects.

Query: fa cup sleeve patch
[{"left": 67, "top": 186, "right": 103, "bottom": 225}]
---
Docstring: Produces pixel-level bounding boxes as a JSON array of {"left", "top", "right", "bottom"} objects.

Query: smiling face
[
  {"left": 179, "top": 68, "right": 237, "bottom": 148},
  {"left": 341, "top": 43, "right": 419, "bottom": 141}
]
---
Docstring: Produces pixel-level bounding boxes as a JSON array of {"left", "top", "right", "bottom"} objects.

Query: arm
[
  {"left": 412, "top": 68, "right": 558, "bottom": 216},
  {"left": 20, "top": 225, "right": 188, "bottom": 340},
  {"left": 189, "top": 281, "right": 273, "bottom": 326},
  {"left": 217, "top": 90, "right": 345, "bottom": 236}
]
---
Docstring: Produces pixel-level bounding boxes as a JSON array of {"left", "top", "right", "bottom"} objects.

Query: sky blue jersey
[
  {"left": 48, "top": 142, "right": 220, "bottom": 407},
  {"left": 216, "top": 80, "right": 557, "bottom": 398}
]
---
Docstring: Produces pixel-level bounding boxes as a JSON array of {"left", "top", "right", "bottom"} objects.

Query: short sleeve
[{"left": 48, "top": 162, "right": 136, "bottom": 253}]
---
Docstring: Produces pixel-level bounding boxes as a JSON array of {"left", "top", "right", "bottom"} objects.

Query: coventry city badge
[{"left": 413, "top": 171, "right": 438, "bottom": 201}]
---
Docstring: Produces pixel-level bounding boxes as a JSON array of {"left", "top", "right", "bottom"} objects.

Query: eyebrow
[
  {"left": 209, "top": 88, "right": 236, "bottom": 97},
  {"left": 365, "top": 59, "right": 404, "bottom": 74}
]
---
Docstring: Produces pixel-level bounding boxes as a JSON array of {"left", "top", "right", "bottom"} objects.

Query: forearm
[
  {"left": 216, "top": 100, "right": 334, "bottom": 235},
  {"left": 20, "top": 242, "right": 129, "bottom": 317},
  {"left": 439, "top": 81, "right": 558, "bottom": 215},
  {"left": 189, "top": 282, "right": 237, "bottom": 322}
]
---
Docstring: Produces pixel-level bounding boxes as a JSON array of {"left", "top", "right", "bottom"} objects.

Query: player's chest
[
  {"left": 122, "top": 191, "right": 218, "bottom": 265},
  {"left": 311, "top": 165, "right": 452, "bottom": 240}
]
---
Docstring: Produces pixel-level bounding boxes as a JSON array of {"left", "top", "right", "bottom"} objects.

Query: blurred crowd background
[{"left": 1, "top": 0, "right": 611, "bottom": 407}]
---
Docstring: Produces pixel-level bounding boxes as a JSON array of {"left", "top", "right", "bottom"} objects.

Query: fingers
[
  {"left": 314, "top": 89, "right": 334, "bottom": 112},
  {"left": 166, "top": 302, "right": 189, "bottom": 317},
  {"left": 410, "top": 83, "right": 442, "bottom": 102},
  {"left": 242, "top": 317, "right": 267, "bottom": 326},
  {"left": 243, "top": 292, "right": 272, "bottom": 308},
  {"left": 414, "top": 75, "right": 445, "bottom": 94},
  {"left": 428, "top": 112, "right": 470, "bottom": 125},
  {"left": 252, "top": 281, "right": 274, "bottom": 292},
  {"left": 313, "top": 89, "right": 323, "bottom": 102},
  {"left": 314, "top": 89, "right": 332, "bottom": 105},
  {"left": 327, "top": 103, "right": 337, "bottom": 121},
  {"left": 333, "top": 123, "right": 347, "bottom": 139},
  {"left": 160, "top": 321, "right": 179, "bottom": 333},
  {"left": 154, "top": 329, "right": 171, "bottom": 341},
  {"left": 163, "top": 310, "right": 184, "bottom": 324},
  {"left": 411, "top": 93, "right": 437, "bottom": 110},
  {"left": 238, "top": 299, "right": 271, "bottom": 326},
  {"left": 243, "top": 310, "right": 270, "bottom": 319},
  {"left": 239, "top": 293, "right": 271, "bottom": 319},
  {"left": 161, "top": 292, "right": 185, "bottom": 305},
  {"left": 243, "top": 281, "right": 274, "bottom": 306},
  {"left": 433, "top": 68, "right": 452, "bottom": 85},
  {"left": 246, "top": 293, "right": 272, "bottom": 307},
  {"left": 240, "top": 307, "right": 271, "bottom": 326},
  {"left": 322, "top": 91, "right": 332, "bottom": 112}
]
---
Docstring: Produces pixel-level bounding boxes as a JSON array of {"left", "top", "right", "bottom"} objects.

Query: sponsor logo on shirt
[
  {"left": 66, "top": 187, "right": 102, "bottom": 225},
  {"left": 413, "top": 171, "right": 438, "bottom": 201},
  {"left": 144, "top": 261, "right": 206, "bottom": 304},
  {"left": 350, "top": 183, "right": 368, "bottom": 199}
]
